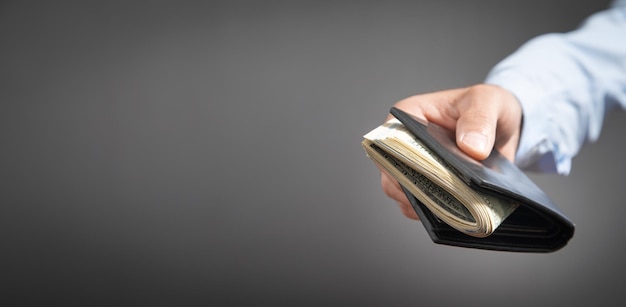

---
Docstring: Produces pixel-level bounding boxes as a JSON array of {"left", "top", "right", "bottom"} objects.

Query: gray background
[{"left": 1, "top": 1, "right": 624, "bottom": 306}]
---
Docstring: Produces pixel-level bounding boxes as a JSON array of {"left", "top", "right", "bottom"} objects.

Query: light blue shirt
[{"left": 485, "top": 0, "right": 626, "bottom": 175}]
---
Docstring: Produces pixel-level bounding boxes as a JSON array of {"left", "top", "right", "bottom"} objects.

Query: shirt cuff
[{"left": 485, "top": 69, "right": 571, "bottom": 175}]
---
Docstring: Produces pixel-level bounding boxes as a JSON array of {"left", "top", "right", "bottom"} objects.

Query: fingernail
[{"left": 461, "top": 132, "right": 487, "bottom": 153}]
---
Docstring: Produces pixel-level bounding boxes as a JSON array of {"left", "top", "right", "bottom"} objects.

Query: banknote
[{"left": 362, "top": 119, "right": 518, "bottom": 237}]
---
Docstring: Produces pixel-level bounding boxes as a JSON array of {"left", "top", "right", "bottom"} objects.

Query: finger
[
  {"left": 390, "top": 88, "right": 467, "bottom": 131},
  {"left": 454, "top": 86, "right": 500, "bottom": 160},
  {"left": 380, "top": 172, "right": 419, "bottom": 220}
]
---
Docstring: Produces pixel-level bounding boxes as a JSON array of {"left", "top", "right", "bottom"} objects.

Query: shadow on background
[{"left": 1, "top": 1, "right": 622, "bottom": 306}]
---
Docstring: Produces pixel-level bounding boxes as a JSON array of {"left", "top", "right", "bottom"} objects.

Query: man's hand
[{"left": 380, "top": 84, "right": 523, "bottom": 220}]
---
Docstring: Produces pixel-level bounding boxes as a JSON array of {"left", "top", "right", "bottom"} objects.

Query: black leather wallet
[{"left": 390, "top": 107, "right": 575, "bottom": 253}]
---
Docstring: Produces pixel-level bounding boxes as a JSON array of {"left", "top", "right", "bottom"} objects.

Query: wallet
[{"left": 390, "top": 107, "right": 575, "bottom": 253}]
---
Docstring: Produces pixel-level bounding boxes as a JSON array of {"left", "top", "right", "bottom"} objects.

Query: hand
[{"left": 380, "top": 84, "right": 523, "bottom": 220}]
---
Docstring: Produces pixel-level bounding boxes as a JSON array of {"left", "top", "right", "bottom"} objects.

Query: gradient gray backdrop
[{"left": 1, "top": 1, "right": 624, "bottom": 306}]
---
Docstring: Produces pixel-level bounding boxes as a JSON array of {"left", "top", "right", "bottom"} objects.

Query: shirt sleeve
[{"left": 484, "top": 0, "right": 626, "bottom": 175}]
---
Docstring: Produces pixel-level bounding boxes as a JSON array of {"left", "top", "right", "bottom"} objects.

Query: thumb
[{"left": 455, "top": 105, "right": 498, "bottom": 161}]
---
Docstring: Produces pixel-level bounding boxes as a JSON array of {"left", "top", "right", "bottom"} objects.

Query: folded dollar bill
[{"left": 363, "top": 118, "right": 518, "bottom": 238}]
